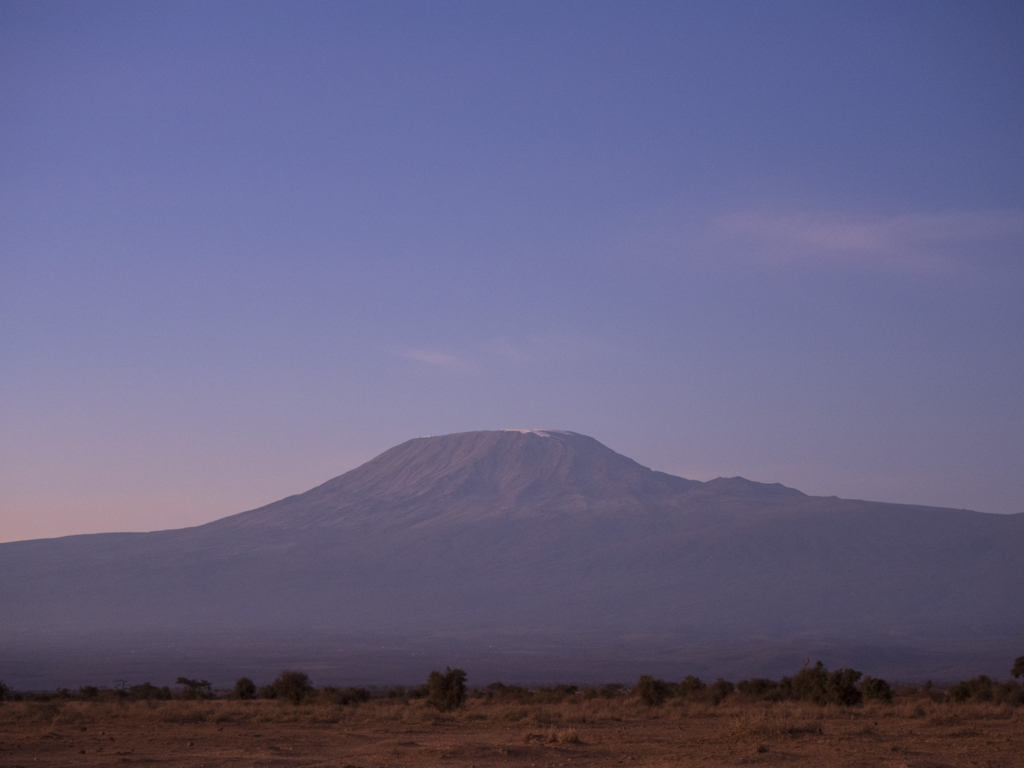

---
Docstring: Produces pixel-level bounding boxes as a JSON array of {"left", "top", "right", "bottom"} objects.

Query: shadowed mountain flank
[{"left": 1, "top": 430, "right": 1021, "bottom": 687}]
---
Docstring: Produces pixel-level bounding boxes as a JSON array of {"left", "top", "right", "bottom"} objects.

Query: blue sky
[{"left": 2, "top": 1, "right": 1022, "bottom": 541}]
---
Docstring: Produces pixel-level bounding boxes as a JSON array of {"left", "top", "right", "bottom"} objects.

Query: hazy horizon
[{"left": 2, "top": 1, "right": 1022, "bottom": 543}]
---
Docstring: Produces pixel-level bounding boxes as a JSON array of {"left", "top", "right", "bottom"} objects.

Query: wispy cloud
[
  {"left": 483, "top": 332, "right": 624, "bottom": 367},
  {"left": 398, "top": 349, "right": 477, "bottom": 373},
  {"left": 394, "top": 332, "right": 623, "bottom": 376},
  {"left": 714, "top": 210, "right": 1024, "bottom": 272}
]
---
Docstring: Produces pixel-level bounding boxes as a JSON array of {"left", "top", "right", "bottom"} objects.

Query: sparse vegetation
[
  {"left": 0, "top": 656, "right": 1023, "bottom": 768},
  {"left": 0, "top": 682, "right": 1020, "bottom": 767},
  {"left": 3, "top": 655, "right": 1022, "bottom": 715}
]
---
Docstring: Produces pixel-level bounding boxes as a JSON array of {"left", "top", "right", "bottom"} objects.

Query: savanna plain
[{"left": 1, "top": 683, "right": 1021, "bottom": 768}]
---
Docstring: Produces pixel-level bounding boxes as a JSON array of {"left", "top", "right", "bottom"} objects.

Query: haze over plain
[{"left": 2, "top": 1, "right": 1023, "bottom": 543}]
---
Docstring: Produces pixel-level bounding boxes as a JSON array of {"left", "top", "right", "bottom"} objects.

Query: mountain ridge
[
  {"left": 204, "top": 429, "right": 709, "bottom": 531},
  {"left": 1, "top": 429, "right": 1020, "bottom": 688}
]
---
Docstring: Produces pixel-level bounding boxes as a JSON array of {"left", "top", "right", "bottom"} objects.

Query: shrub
[
  {"left": 709, "top": 678, "right": 735, "bottom": 704},
  {"left": 781, "top": 661, "right": 827, "bottom": 703},
  {"left": 737, "top": 678, "right": 779, "bottom": 699},
  {"left": 1013, "top": 656, "right": 1024, "bottom": 680},
  {"left": 257, "top": 684, "right": 277, "bottom": 699},
  {"left": 176, "top": 678, "right": 213, "bottom": 701},
  {"left": 677, "top": 676, "right": 706, "bottom": 698},
  {"left": 321, "top": 686, "right": 371, "bottom": 705},
  {"left": 129, "top": 683, "right": 171, "bottom": 701},
  {"left": 948, "top": 681, "right": 971, "bottom": 703},
  {"left": 272, "top": 671, "right": 313, "bottom": 704},
  {"left": 485, "top": 682, "right": 531, "bottom": 702},
  {"left": 232, "top": 677, "right": 257, "bottom": 700},
  {"left": 860, "top": 676, "right": 893, "bottom": 703},
  {"left": 427, "top": 667, "right": 467, "bottom": 711},
  {"left": 823, "top": 668, "right": 863, "bottom": 706},
  {"left": 0, "top": 682, "right": 8, "bottom": 702},
  {"left": 78, "top": 686, "right": 99, "bottom": 701},
  {"left": 775, "top": 661, "right": 864, "bottom": 705},
  {"left": 949, "top": 676, "right": 995, "bottom": 703},
  {"left": 636, "top": 675, "right": 672, "bottom": 706},
  {"left": 535, "top": 684, "right": 578, "bottom": 703},
  {"left": 998, "top": 680, "right": 1024, "bottom": 707}
]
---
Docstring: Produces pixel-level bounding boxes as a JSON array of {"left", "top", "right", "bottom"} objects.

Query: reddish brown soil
[{"left": 1, "top": 698, "right": 1020, "bottom": 767}]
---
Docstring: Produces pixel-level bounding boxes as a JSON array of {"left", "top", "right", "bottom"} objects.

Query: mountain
[
  {"left": 206, "top": 429, "right": 703, "bottom": 531},
  {"left": 1, "top": 429, "right": 1021, "bottom": 688}
]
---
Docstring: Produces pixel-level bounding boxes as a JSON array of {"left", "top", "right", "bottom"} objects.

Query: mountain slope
[
  {"left": 1, "top": 429, "right": 1020, "bottom": 686},
  {"left": 204, "top": 429, "right": 702, "bottom": 531}
]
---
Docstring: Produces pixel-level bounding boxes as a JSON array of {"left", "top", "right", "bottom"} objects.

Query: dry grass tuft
[{"left": 729, "top": 704, "right": 824, "bottom": 740}]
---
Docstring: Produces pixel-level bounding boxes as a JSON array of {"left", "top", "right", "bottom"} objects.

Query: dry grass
[
  {"left": 2, "top": 695, "right": 1020, "bottom": 729},
  {"left": 728, "top": 703, "right": 825, "bottom": 740},
  {"left": 1, "top": 696, "right": 1021, "bottom": 767}
]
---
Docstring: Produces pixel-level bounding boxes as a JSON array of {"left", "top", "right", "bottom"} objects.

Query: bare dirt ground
[{"left": 0, "top": 697, "right": 1020, "bottom": 767}]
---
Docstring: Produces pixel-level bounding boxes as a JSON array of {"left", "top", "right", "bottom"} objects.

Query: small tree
[
  {"left": 176, "top": 678, "right": 213, "bottom": 700},
  {"left": 636, "top": 675, "right": 671, "bottom": 706},
  {"left": 129, "top": 682, "right": 171, "bottom": 701},
  {"left": 233, "top": 677, "right": 257, "bottom": 700},
  {"left": 0, "top": 681, "right": 8, "bottom": 702},
  {"left": 676, "top": 675, "right": 705, "bottom": 698},
  {"left": 1013, "top": 656, "right": 1024, "bottom": 679},
  {"left": 272, "top": 671, "right": 313, "bottom": 704},
  {"left": 427, "top": 667, "right": 467, "bottom": 711}
]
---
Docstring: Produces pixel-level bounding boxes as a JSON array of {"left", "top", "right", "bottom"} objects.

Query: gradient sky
[{"left": 2, "top": 1, "right": 1023, "bottom": 543}]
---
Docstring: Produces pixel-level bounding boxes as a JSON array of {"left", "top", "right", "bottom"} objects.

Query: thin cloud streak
[
  {"left": 715, "top": 209, "right": 1024, "bottom": 272},
  {"left": 395, "top": 332, "right": 624, "bottom": 377},
  {"left": 398, "top": 349, "right": 477, "bottom": 373},
  {"left": 483, "top": 332, "right": 624, "bottom": 367}
]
